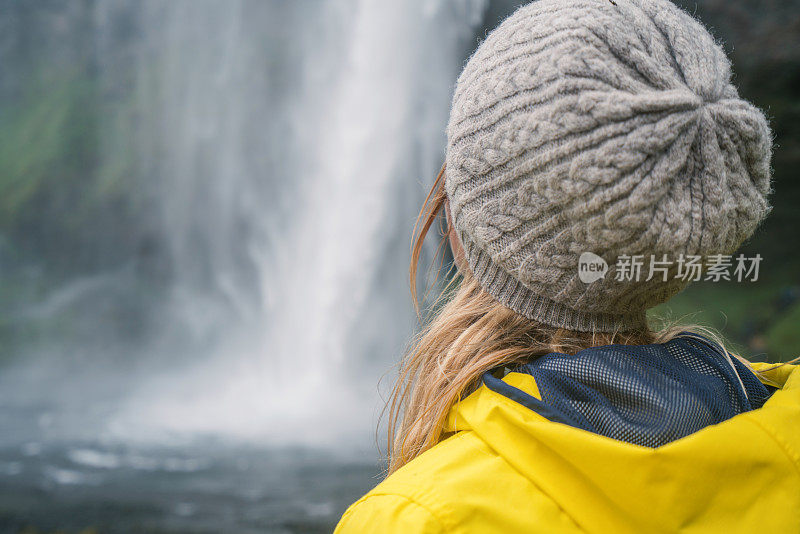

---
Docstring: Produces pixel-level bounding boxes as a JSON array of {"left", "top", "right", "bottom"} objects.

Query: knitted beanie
[{"left": 445, "top": 0, "right": 773, "bottom": 332}]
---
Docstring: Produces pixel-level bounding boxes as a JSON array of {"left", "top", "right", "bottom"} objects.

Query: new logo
[{"left": 578, "top": 252, "right": 608, "bottom": 283}]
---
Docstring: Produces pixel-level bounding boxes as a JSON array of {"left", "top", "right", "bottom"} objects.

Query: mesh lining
[{"left": 483, "top": 332, "right": 774, "bottom": 447}]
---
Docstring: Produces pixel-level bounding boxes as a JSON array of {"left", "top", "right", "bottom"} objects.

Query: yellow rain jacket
[{"left": 335, "top": 344, "right": 800, "bottom": 533}]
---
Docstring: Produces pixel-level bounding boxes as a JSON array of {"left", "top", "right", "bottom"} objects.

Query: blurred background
[{"left": 0, "top": 0, "right": 797, "bottom": 532}]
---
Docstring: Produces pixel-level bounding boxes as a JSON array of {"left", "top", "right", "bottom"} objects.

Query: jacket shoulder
[{"left": 334, "top": 430, "right": 581, "bottom": 533}]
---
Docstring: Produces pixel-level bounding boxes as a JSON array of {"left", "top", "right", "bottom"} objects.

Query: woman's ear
[{"left": 445, "top": 199, "right": 469, "bottom": 274}]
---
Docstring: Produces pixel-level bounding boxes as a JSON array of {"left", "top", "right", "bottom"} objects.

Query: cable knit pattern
[{"left": 445, "top": 0, "right": 773, "bottom": 332}]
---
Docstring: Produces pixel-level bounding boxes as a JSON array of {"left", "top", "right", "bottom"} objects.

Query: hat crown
[{"left": 445, "top": 0, "right": 772, "bottom": 331}]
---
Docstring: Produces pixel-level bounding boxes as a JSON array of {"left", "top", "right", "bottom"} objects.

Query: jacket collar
[{"left": 479, "top": 334, "right": 774, "bottom": 447}]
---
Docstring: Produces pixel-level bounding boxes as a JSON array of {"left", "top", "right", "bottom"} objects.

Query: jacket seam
[
  {"left": 466, "top": 394, "right": 586, "bottom": 533},
  {"left": 741, "top": 414, "right": 800, "bottom": 530},
  {"left": 341, "top": 491, "right": 448, "bottom": 532},
  {"left": 478, "top": 436, "right": 585, "bottom": 532},
  {"left": 741, "top": 414, "right": 800, "bottom": 477}
]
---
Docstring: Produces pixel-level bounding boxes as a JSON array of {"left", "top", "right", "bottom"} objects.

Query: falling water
[
  {"left": 95, "top": 0, "right": 490, "bottom": 445},
  {"left": 0, "top": 0, "right": 494, "bottom": 445},
  {"left": 0, "top": 1, "right": 520, "bottom": 529}
]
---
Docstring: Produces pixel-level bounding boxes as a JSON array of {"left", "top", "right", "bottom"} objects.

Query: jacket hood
[{"left": 443, "top": 337, "right": 800, "bottom": 533}]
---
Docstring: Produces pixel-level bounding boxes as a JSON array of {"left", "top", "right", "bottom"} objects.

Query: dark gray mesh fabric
[{"left": 482, "top": 332, "right": 774, "bottom": 447}]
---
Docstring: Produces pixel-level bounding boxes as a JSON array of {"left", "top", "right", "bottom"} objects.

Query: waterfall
[{"left": 95, "top": 0, "right": 489, "bottom": 446}]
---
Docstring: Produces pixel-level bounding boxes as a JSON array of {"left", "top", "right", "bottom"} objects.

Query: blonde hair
[{"left": 386, "top": 164, "right": 786, "bottom": 474}]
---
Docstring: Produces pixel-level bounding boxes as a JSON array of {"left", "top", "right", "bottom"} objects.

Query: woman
[{"left": 335, "top": 0, "right": 799, "bottom": 532}]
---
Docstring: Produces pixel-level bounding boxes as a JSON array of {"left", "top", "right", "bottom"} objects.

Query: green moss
[
  {"left": 0, "top": 64, "right": 146, "bottom": 275},
  {"left": 765, "top": 303, "right": 800, "bottom": 362},
  {"left": 650, "top": 279, "right": 800, "bottom": 363},
  {"left": 0, "top": 78, "right": 89, "bottom": 222}
]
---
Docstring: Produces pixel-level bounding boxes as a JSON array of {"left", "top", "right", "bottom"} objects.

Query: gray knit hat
[{"left": 445, "top": 0, "right": 773, "bottom": 332}]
